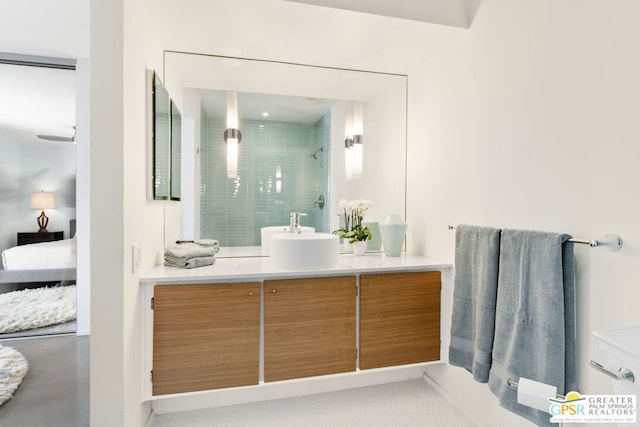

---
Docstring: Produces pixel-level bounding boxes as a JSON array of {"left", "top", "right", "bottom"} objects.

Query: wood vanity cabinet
[
  {"left": 151, "top": 283, "right": 261, "bottom": 395},
  {"left": 359, "top": 271, "right": 441, "bottom": 370},
  {"left": 264, "top": 276, "right": 357, "bottom": 382}
]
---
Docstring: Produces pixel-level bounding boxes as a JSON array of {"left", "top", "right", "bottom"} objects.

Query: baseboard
[{"left": 150, "top": 363, "right": 432, "bottom": 415}]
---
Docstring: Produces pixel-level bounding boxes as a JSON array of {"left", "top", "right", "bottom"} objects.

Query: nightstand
[{"left": 17, "top": 231, "right": 64, "bottom": 246}]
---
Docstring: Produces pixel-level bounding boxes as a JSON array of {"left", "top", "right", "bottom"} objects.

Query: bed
[{"left": 0, "top": 220, "right": 77, "bottom": 284}]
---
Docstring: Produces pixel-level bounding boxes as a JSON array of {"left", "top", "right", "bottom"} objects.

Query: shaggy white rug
[
  {"left": 0, "top": 344, "right": 28, "bottom": 407},
  {"left": 0, "top": 285, "right": 76, "bottom": 334}
]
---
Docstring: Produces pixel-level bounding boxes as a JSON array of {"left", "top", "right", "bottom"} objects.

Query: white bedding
[{"left": 1, "top": 238, "right": 76, "bottom": 270}]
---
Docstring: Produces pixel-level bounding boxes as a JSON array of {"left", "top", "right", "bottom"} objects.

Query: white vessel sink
[
  {"left": 270, "top": 233, "right": 339, "bottom": 270},
  {"left": 261, "top": 225, "right": 315, "bottom": 252}
]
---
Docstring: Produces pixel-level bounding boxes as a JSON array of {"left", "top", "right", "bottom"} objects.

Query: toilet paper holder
[
  {"left": 507, "top": 378, "right": 565, "bottom": 400},
  {"left": 589, "top": 360, "right": 635, "bottom": 383}
]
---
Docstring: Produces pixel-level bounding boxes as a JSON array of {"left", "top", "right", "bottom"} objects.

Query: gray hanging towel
[
  {"left": 449, "top": 224, "right": 501, "bottom": 382},
  {"left": 488, "top": 229, "right": 576, "bottom": 427}
]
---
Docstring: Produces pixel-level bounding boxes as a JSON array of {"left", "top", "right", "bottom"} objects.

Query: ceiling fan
[{"left": 37, "top": 126, "right": 76, "bottom": 142}]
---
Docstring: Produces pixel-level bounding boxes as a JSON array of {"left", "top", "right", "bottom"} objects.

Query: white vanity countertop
[{"left": 139, "top": 252, "right": 451, "bottom": 285}]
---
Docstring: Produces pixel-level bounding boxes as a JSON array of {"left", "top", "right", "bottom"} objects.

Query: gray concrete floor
[
  {"left": 0, "top": 335, "right": 89, "bottom": 427},
  {"left": 0, "top": 320, "right": 77, "bottom": 340}
]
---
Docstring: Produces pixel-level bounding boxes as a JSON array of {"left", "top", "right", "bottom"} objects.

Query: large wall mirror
[{"left": 164, "top": 52, "right": 407, "bottom": 256}]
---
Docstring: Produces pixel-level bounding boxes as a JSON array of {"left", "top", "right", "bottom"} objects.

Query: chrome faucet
[{"left": 289, "top": 212, "right": 307, "bottom": 233}]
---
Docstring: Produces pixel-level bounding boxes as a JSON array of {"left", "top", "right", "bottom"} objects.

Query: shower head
[{"left": 311, "top": 147, "right": 324, "bottom": 159}]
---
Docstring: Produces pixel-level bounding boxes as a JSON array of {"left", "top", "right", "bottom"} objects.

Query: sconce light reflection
[
  {"left": 345, "top": 101, "right": 363, "bottom": 179},
  {"left": 276, "top": 165, "right": 282, "bottom": 194},
  {"left": 224, "top": 92, "right": 242, "bottom": 178}
]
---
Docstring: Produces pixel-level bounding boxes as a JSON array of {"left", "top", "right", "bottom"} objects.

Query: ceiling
[
  {"left": 0, "top": 1, "right": 89, "bottom": 59},
  {"left": 199, "top": 90, "right": 336, "bottom": 123},
  {"left": 146, "top": 0, "right": 468, "bottom": 77},
  {"left": 0, "top": 0, "right": 472, "bottom": 144},
  {"left": 0, "top": 63, "right": 76, "bottom": 145},
  {"left": 0, "top": 0, "right": 89, "bottom": 145},
  {"left": 283, "top": 0, "right": 480, "bottom": 27}
]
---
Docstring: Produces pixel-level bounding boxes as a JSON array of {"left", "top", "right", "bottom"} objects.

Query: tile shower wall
[{"left": 200, "top": 114, "right": 330, "bottom": 247}]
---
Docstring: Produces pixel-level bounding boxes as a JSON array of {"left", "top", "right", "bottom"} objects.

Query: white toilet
[{"left": 594, "top": 326, "right": 640, "bottom": 426}]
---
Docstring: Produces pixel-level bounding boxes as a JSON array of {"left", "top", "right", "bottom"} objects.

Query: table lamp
[{"left": 31, "top": 191, "right": 55, "bottom": 233}]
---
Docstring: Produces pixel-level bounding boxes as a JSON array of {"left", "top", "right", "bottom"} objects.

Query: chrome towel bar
[{"left": 447, "top": 225, "right": 623, "bottom": 251}]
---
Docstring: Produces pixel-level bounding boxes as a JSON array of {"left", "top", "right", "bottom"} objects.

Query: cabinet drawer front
[
  {"left": 152, "top": 283, "right": 260, "bottom": 395},
  {"left": 264, "top": 276, "right": 356, "bottom": 382},
  {"left": 360, "top": 271, "right": 441, "bottom": 369}
]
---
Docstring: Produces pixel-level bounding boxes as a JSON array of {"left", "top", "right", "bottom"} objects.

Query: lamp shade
[{"left": 31, "top": 191, "right": 56, "bottom": 209}]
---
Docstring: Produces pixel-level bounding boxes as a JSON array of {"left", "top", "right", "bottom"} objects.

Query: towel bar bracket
[
  {"left": 596, "top": 234, "right": 623, "bottom": 251},
  {"left": 589, "top": 360, "right": 635, "bottom": 382}
]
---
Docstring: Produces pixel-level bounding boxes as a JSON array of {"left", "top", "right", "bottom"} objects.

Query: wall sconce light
[
  {"left": 30, "top": 190, "right": 56, "bottom": 233},
  {"left": 224, "top": 92, "right": 242, "bottom": 178},
  {"left": 344, "top": 101, "right": 363, "bottom": 179}
]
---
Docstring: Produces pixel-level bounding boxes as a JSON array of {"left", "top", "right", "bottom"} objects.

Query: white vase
[
  {"left": 352, "top": 241, "right": 367, "bottom": 256},
  {"left": 379, "top": 216, "right": 408, "bottom": 257}
]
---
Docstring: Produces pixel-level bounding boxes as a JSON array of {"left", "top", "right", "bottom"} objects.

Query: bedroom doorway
[{"left": 0, "top": 56, "right": 78, "bottom": 339}]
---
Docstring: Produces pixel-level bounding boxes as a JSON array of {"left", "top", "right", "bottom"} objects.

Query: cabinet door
[
  {"left": 152, "top": 283, "right": 260, "bottom": 395},
  {"left": 360, "top": 271, "right": 441, "bottom": 370},
  {"left": 264, "top": 276, "right": 356, "bottom": 382}
]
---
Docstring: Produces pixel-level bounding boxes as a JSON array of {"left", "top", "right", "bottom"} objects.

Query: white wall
[
  {"left": 93, "top": 0, "right": 640, "bottom": 425},
  {"left": 90, "top": 0, "right": 166, "bottom": 425},
  {"left": 75, "top": 58, "right": 91, "bottom": 335},
  {"left": 407, "top": 0, "right": 640, "bottom": 425},
  {"left": 90, "top": 0, "right": 125, "bottom": 424}
]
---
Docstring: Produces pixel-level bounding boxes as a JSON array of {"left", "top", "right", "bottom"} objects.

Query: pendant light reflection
[
  {"left": 224, "top": 92, "right": 242, "bottom": 178},
  {"left": 345, "top": 101, "right": 363, "bottom": 179}
]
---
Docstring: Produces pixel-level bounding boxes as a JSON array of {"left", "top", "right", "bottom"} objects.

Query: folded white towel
[
  {"left": 195, "top": 239, "right": 219, "bottom": 250},
  {"left": 165, "top": 256, "right": 215, "bottom": 269},
  {"left": 164, "top": 243, "right": 215, "bottom": 260},
  {"left": 176, "top": 239, "right": 220, "bottom": 251}
]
